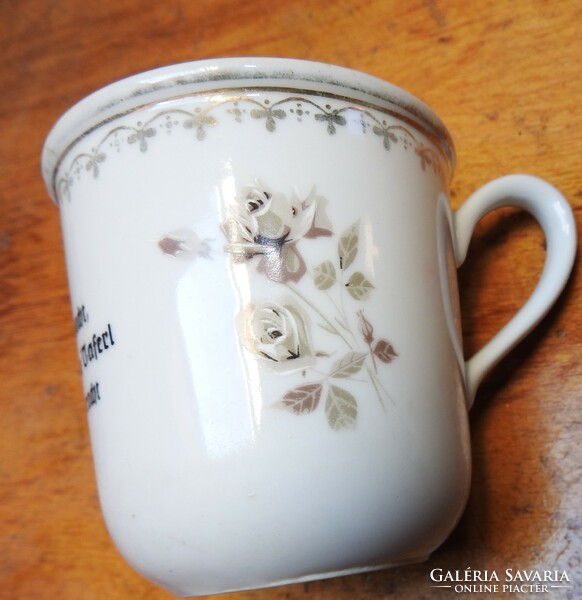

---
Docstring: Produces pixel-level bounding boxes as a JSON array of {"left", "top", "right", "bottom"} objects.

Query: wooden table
[{"left": 1, "top": 1, "right": 580, "bottom": 598}]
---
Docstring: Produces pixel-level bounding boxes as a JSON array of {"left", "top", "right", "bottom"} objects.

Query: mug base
[{"left": 175, "top": 555, "right": 430, "bottom": 597}]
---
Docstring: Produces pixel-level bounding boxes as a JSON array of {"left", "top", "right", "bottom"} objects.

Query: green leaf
[
  {"left": 313, "top": 260, "right": 336, "bottom": 290},
  {"left": 330, "top": 351, "right": 367, "bottom": 378},
  {"left": 338, "top": 221, "right": 359, "bottom": 270},
  {"left": 325, "top": 385, "right": 358, "bottom": 430},
  {"left": 280, "top": 383, "right": 323, "bottom": 414},
  {"left": 345, "top": 272, "right": 374, "bottom": 300}
]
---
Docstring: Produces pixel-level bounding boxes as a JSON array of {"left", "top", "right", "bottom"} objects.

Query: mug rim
[{"left": 41, "top": 57, "right": 455, "bottom": 203}]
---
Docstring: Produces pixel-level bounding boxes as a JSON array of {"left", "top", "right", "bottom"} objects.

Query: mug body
[{"left": 43, "top": 58, "right": 470, "bottom": 596}]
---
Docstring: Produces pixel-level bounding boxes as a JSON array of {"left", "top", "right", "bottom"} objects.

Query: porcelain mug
[{"left": 41, "top": 58, "right": 576, "bottom": 596}]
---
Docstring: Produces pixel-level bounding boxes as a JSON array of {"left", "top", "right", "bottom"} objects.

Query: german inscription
[{"left": 74, "top": 304, "right": 116, "bottom": 411}]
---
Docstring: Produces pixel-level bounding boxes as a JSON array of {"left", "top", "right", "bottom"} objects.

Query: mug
[{"left": 41, "top": 58, "right": 576, "bottom": 596}]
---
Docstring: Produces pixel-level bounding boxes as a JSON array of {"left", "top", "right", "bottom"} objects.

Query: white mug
[{"left": 42, "top": 58, "right": 576, "bottom": 597}]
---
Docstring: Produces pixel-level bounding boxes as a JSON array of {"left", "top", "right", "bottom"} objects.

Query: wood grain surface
[{"left": 1, "top": 1, "right": 580, "bottom": 599}]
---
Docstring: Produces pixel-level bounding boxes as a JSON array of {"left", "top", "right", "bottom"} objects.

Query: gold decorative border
[{"left": 54, "top": 89, "right": 450, "bottom": 203}]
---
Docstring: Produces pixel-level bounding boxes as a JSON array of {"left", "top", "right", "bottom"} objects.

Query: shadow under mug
[{"left": 42, "top": 58, "right": 576, "bottom": 597}]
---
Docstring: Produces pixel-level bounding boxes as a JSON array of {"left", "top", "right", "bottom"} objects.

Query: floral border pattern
[
  {"left": 159, "top": 182, "right": 398, "bottom": 431},
  {"left": 56, "top": 93, "right": 445, "bottom": 202}
]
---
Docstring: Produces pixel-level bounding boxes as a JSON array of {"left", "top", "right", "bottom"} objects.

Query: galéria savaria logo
[{"left": 429, "top": 568, "right": 571, "bottom": 594}]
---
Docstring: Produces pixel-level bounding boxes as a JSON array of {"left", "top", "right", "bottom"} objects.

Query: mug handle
[{"left": 452, "top": 175, "right": 577, "bottom": 408}]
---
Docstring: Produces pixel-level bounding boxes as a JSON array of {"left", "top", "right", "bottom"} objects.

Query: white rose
[
  {"left": 242, "top": 301, "right": 315, "bottom": 372},
  {"left": 223, "top": 182, "right": 332, "bottom": 282}
]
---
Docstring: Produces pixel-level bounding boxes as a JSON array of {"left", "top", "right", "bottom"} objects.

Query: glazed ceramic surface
[{"left": 41, "top": 58, "right": 576, "bottom": 597}]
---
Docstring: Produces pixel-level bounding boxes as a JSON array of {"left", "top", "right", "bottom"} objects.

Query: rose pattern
[
  {"left": 222, "top": 182, "right": 332, "bottom": 283},
  {"left": 241, "top": 301, "right": 315, "bottom": 372},
  {"left": 158, "top": 228, "right": 214, "bottom": 260},
  {"left": 161, "top": 181, "right": 398, "bottom": 430}
]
